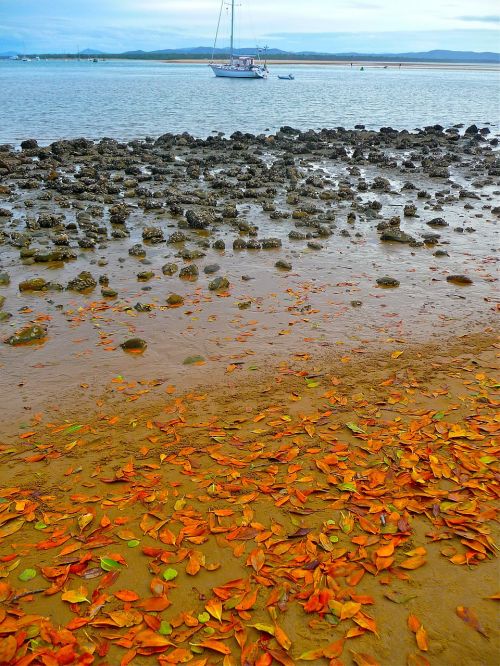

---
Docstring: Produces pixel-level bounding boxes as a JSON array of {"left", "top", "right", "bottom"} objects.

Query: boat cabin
[{"left": 232, "top": 56, "right": 257, "bottom": 69}]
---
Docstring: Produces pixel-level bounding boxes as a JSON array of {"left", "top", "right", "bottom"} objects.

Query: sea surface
[{"left": 0, "top": 59, "right": 499, "bottom": 144}]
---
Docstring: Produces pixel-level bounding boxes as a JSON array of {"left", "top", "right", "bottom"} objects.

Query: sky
[{"left": 0, "top": 0, "right": 499, "bottom": 54}]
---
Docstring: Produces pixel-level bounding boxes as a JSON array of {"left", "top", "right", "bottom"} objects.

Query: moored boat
[{"left": 210, "top": 1, "right": 268, "bottom": 79}]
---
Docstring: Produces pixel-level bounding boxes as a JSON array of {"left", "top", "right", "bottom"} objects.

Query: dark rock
[
  {"left": 162, "top": 263, "right": 179, "bottom": 276},
  {"left": 380, "top": 229, "right": 415, "bottom": 243},
  {"left": 5, "top": 324, "right": 47, "bottom": 345},
  {"left": 185, "top": 209, "right": 213, "bottom": 229},
  {"left": 137, "top": 271, "right": 154, "bottom": 281},
  {"left": 212, "top": 239, "right": 226, "bottom": 250},
  {"left": 177, "top": 248, "right": 205, "bottom": 260},
  {"left": 128, "top": 243, "right": 146, "bottom": 257},
  {"left": 167, "top": 231, "right": 187, "bottom": 244},
  {"left": 179, "top": 264, "right": 199, "bottom": 279},
  {"left": 166, "top": 293, "right": 184, "bottom": 306},
  {"left": 134, "top": 302, "right": 153, "bottom": 312},
  {"left": 110, "top": 204, "right": 130, "bottom": 224},
  {"left": 101, "top": 287, "right": 118, "bottom": 298},
  {"left": 260, "top": 238, "right": 282, "bottom": 249},
  {"left": 446, "top": 274, "right": 473, "bottom": 285},
  {"left": 403, "top": 204, "right": 417, "bottom": 217},
  {"left": 208, "top": 276, "right": 230, "bottom": 291},
  {"left": 204, "top": 264, "right": 220, "bottom": 275},
  {"left": 275, "top": 259, "right": 292, "bottom": 270},
  {"left": 427, "top": 217, "right": 448, "bottom": 227},
  {"left": 120, "top": 338, "right": 147, "bottom": 352},
  {"left": 19, "top": 278, "right": 48, "bottom": 292},
  {"left": 376, "top": 276, "right": 400, "bottom": 287},
  {"left": 233, "top": 238, "right": 247, "bottom": 250},
  {"left": 0, "top": 273, "right": 11, "bottom": 286},
  {"left": 67, "top": 271, "right": 97, "bottom": 292},
  {"left": 21, "top": 139, "right": 38, "bottom": 150},
  {"left": 142, "top": 226, "right": 165, "bottom": 243}
]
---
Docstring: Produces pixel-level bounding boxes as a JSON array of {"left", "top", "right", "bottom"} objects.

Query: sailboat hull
[{"left": 210, "top": 65, "right": 267, "bottom": 79}]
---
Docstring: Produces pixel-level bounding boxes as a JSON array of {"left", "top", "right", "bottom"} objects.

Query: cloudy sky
[{"left": 0, "top": 0, "right": 499, "bottom": 53}]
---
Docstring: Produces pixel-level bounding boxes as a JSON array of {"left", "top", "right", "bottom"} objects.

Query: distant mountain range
[
  {"left": 120, "top": 47, "right": 500, "bottom": 63},
  {"left": 1, "top": 47, "right": 499, "bottom": 63},
  {"left": 79, "top": 48, "right": 105, "bottom": 55}
]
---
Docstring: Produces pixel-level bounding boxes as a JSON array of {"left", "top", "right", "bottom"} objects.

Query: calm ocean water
[{"left": 0, "top": 59, "right": 499, "bottom": 144}]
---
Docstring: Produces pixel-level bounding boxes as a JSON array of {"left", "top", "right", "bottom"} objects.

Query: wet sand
[
  {"left": 168, "top": 59, "right": 500, "bottom": 72},
  {"left": 0, "top": 126, "right": 499, "bottom": 664}
]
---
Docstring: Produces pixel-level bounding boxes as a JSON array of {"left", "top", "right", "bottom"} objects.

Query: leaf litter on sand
[{"left": 0, "top": 336, "right": 498, "bottom": 664}]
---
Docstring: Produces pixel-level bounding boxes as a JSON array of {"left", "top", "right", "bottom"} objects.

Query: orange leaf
[
  {"left": 376, "top": 541, "right": 395, "bottom": 557},
  {"left": 407, "top": 614, "right": 421, "bottom": 633},
  {"left": 235, "top": 588, "right": 258, "bottom": 611},
  {"left": 341, "top": 602, "right": 362, "bottom": 620},
  {"left": 115, "top": 590, "right": 140, "bottom": 602},
  {"left": 205, "top": 598, "right": 223, "bottom": 622},
  {"left": 323, "top": 639, "right": 344, "bottom": 658},
  {"left": 416, "top": 626, "right": 429, "bottom": 651},
  {"left": 274, "top": 624, "right": 291, "bottom": 651},
  {"left": 249, "top": 548, "right": 266, "bottom": 573},
  {"left": 400, "top": 555, "right": 426, "bottom": 570},
  {"left": 353, "top": 612, "right": 378, "bottom": 635},
  {"left": 186, "top": 550, "right": 205, "bottom": 576},
  {"left": 195, "top": 640, "right": 231, "bottom": 655}
]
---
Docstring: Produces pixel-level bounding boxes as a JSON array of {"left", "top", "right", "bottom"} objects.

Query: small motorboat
[{"left": 278, "top": 74, "right": 295, "bottom": 80}]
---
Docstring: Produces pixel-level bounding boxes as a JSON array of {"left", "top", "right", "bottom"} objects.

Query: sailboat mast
[{"left": 230, "top": 0, "right": 235, "bottom": 62}]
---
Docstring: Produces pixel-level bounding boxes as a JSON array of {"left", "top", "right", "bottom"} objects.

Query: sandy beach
[
  {"left": 166, "top": 59, "right": 500, "bottom": 72},
  {"left": 0, "top": 125, "right": 498, "bottom": 664}
]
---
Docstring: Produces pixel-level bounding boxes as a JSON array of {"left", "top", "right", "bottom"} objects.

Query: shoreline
[
  {"left": 166, "top": 58, "right": 500, "bottom": 71},
  {"left": 0, "top": 123, "right": 498, "bottom": 663}
]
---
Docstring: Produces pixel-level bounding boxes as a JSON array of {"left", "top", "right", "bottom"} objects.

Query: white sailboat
[{"left": 210, "top": 0, "right": 268, "bottom": 79}]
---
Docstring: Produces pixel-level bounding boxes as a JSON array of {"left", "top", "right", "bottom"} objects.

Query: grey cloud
[{"left": 457, "top": 15, "right": 500, "bottom": 24}]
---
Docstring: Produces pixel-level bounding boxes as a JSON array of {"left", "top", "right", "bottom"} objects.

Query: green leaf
[
  {"left": 65, "top": 424, "right": 83, "bottom": 434},
  {"left": 306, "top": 380, "right": 320, "bottom": 389},
  {"left": 329, "top": 535, "right": 339, "bottom": 543},
  {"left": 162, "top": 568, "right": 178, "bottom": 581},
  {"left": 100, "top": 557, "right": 121, "bottom": 572},
  {"left": 247, "top": 623, "right": 275, "bottom": 635},
  {"left": 159, "top": 621, "right": 172, "bottom": 636},
  {"left": 432, "top": 411, "right": 446, "bottom": 421},
  {"left": 198, "top": 612, "right": 210, "bottom": 623},
  {"left": 26, "top": 626, "right": 40, "bottom": 639},
  {"left": 19, "top": 568, "right": 37, "bottom": 582},
  {"left": 34, "top": 521, "right": 47, "bottom": 530},
  {"left": 183, "top": 355, "right": 205, "bottom": 365},
  {"left": 326, "top": 613, "right": 340, "bottom": 626},
  {"left": 479, "top": 456, "right": 496, "bottom": 465},
  {"left": 127, "top": 540, "right": 140, "bottom": 548},
  {"left": 345, "top": 422, "right": 366, "bottom": 434},
  {"left": 203, "top": 627, "right": 215, "bottom": 635},
  {"left": 337, "top": 482, "right": 357, "bottom": 492}
]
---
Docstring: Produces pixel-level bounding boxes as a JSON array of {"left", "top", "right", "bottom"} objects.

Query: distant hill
[
  {"left": 80, "top": 49, "right": 105, "bottom": 55},
  {"left": 119, "top": 47, "right": 500, "bottom": 63},
  {"left": 122, "top": 47, "right": 288, "bottom": 56},
  {"left": 10, "top": 47, "right": 500, "bottom": 63}
]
